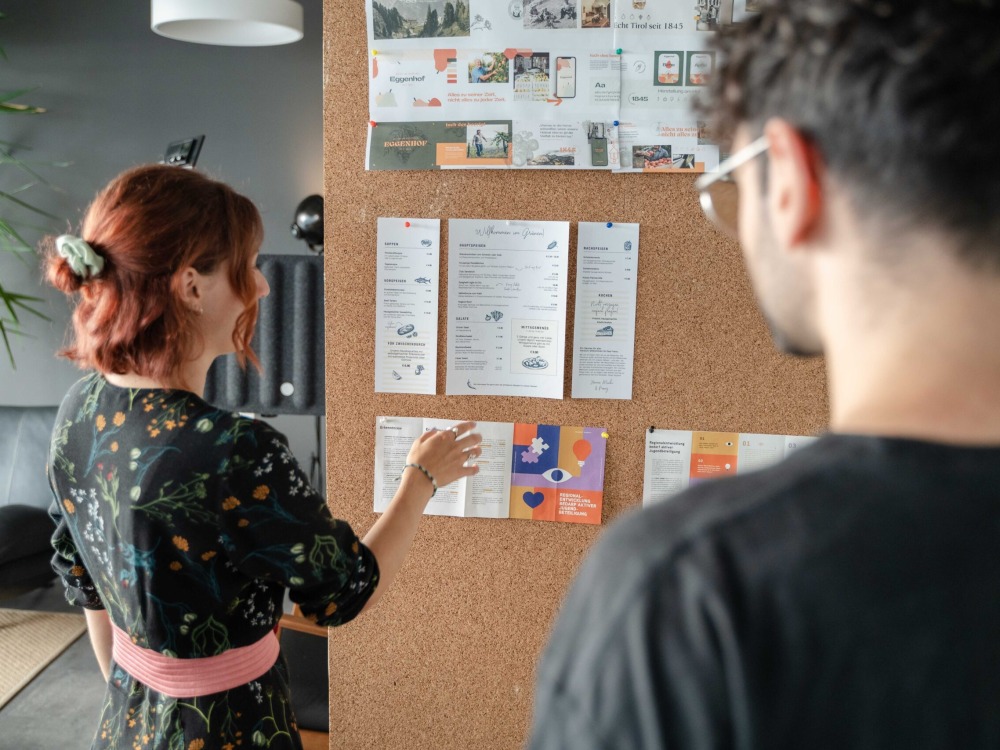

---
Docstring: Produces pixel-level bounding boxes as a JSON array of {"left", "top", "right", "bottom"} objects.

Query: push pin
[
  {"left": 615, "top": 47, "right": 623, "bottom": 55},
  {"left": 404, "top": 221, "right": 411, "bottom": 228},
  {"left": 370, "top": 120, "right": 377, "bottom": 128},
  {"left": 613, "top": 120, "right": 620, "bottom": 127},
  {"left": 606, "top": 222, "right": 614, "bottom": 228}
]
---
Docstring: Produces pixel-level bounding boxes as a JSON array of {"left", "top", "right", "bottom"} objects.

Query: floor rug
[{"left": 0, "top": 608, "right": 86, "bottom": 709}]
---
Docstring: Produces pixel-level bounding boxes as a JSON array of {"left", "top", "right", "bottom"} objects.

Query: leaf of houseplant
[{"left": 0, "top": 285, "right": 49, "bottom": 368}]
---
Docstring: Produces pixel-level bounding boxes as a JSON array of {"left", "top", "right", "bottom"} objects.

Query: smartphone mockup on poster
[
  {"left": 588, "top": 121, "right": 608, "bottom": 167},
  {"left": 590, "top": 138, "right": 608, "bottom": 166},
  {"left": 555, "top": 56, "right": 576, "bottom": 99}
]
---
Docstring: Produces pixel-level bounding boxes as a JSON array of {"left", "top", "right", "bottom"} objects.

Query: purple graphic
[{"left": 511, "top": 425, "right": 607, "bottom": 493}]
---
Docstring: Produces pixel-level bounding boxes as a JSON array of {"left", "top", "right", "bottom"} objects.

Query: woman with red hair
[{"left": 44, "top": 164, "right": 480, "bottom": 749}]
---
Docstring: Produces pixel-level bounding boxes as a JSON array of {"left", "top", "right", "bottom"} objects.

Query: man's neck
[{"left": 821, "top": 251, "right": 1000, "bottom": 445}]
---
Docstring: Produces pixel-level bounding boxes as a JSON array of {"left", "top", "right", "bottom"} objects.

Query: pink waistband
[{"left": 111, "top": 622, "right": 280, "bottom": 698}]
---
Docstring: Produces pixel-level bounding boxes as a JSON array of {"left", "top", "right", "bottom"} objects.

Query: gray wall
[{"left": 0, "top": 1, "right": 325, "bottom": 467}]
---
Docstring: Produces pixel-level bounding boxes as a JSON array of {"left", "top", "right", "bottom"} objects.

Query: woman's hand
[{"left": 405, "top": 421, "right": 482, "bottom": 491}]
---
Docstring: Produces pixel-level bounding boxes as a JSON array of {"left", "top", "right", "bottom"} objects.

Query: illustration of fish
[
  {"left": 397, "top": 324, "right": 415, "bottom": 335},
  {"left": 414, "top": 277, "right": 432, "bottom": 284}
]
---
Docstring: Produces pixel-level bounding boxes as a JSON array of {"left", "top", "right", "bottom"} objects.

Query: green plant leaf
[
  {"left": 0, "top": 218, "right": 31, "bottom": 250},
  {"left": 0, "top": 189, "right": 60, "bottom": 219},
  {"left": 0, "top": 103, "right": 45, "bottom": 114},
  {"left": 0, "top": 19, "right": 67, "bottom": 369},
  {"left": 0, "top": 88, "right": 39, "bottom": 104},
  {"left": 0, "top": 151, "right": 70, "bottom": 185},
  {"left": 0, "top": 88, "right": 46, "bottom": 114},
  {"left": 0, "top": 320, "right": 14, "bottom": 368}
]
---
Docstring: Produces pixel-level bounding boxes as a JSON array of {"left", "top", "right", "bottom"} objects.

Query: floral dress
[{"left": 48, "top": 374, "right": 379, "bottom": 750}]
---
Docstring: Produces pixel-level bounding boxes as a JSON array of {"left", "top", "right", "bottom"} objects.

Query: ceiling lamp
[{"left": 151, "top": 0, "right": 304, "bottom": 46}]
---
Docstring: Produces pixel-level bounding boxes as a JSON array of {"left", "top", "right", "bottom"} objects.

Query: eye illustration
[{"left": 541, "top": 467, "right": 574, "bottom": 484}]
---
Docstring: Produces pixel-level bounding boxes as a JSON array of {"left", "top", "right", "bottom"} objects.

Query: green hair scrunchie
[{"left": 55, "top": 234, "right": 105, "bottom": 279}]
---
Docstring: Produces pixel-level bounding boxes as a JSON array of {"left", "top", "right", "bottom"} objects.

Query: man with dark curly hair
[{"left": 529, "top": 1, "right": 1000, "bottom": 748}]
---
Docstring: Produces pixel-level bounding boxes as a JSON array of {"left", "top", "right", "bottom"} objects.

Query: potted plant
[{"left": 0, "top": 10, "right": 66, "bottom": 367}]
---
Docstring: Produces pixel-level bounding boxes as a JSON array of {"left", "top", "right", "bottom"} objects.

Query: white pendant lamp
[{"left": 151, "top": 0, "right": 304, "bottom": 46}]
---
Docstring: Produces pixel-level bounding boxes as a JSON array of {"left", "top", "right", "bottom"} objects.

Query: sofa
[{"left": 0, "top": 405, "right": 60, "bottom": 597}]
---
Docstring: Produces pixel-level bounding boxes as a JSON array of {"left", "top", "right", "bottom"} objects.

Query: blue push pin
[
  {"left": 606, "top": 222, "right": 613, "bottom": 228},
  {"left": 613, "top": 120, "right": 620, "bottom": 127}
]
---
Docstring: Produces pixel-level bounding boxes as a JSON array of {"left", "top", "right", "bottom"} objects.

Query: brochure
[
  {"left": 643, "top": 428, "right": 818, "bottom": 505},
  {"left": 376, "top": 416, "right": 608, "bottom": 524}
]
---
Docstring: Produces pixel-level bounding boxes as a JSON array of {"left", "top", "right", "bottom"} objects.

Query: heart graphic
[{"left": 522, "top": 491, "right": 545, "bottom": 509}]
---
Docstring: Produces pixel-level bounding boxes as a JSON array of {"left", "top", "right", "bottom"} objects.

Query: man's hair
[
  {"left": 44, "top": 164, "right": 263, "bottom": 385},
  {"left": 698, "top": 0, "right": 1000, "bottom": 271}
]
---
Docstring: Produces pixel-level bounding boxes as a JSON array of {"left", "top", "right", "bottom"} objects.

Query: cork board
[{"left": 323, "top": 2, "right": 828, "bottom": 747}]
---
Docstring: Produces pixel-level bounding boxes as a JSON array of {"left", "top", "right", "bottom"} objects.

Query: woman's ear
[
  {"left": 764, "top": 118, "right": 824, "bottom": 251},
  {"left": 177, "top": 266, "right": 204, "bottom": 314}
]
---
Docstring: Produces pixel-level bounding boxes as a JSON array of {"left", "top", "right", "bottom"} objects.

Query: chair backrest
[{"left": 0, "top": 406, "right": 59, "bottom": 510}]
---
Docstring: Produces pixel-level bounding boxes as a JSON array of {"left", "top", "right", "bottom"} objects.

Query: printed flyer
[
  {"left": 375, "top": 417, "right": 608, "bottom": 524},
  {"left": 445, "top": 218, "right": 570, "bottom": 399},
  {"left": 642, "top": 428, "right": 818, "bottom": 505},
  {"left": 571, "top": 221, "right": 639, "bottom": 399},
  {"left": 374, "top": 217, "right": 441, "bottom": 394},
  {"left": 364, "top": 0, "right": 755, "bottom": 171}
]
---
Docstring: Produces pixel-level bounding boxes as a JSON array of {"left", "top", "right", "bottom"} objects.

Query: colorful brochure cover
[
  {"left": 643, "top": 429, "right": 818, "bottom": 505},
  {"left": 375, "top": 417, "right": 608, "bottom": 524}
]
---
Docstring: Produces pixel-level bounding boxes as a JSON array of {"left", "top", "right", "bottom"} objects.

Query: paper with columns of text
[
  {"left": 374, "top": 217, "right": 440, "bottom": 394},
  {"left": 571, "top": 221, "right": 639, "bottom": 399},
  {"left": 445, "top": 218, "right": 569, "bottom": 399},
  {"left": 375, "top": 416, "right": 607, "bottom": 524},
  {"left": 643, "top": 429, "right": 819, "bottom": 505}
]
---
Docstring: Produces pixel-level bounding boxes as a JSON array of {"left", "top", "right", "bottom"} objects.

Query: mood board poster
[
  {"left": 365, "top": 0, "right": 757, "bottom": 172},
  {"left": 642, "top": 429, "right": 818, "bottom": 505},
  {"left": 376, "top": 417, "right": 608, "bottom": 524}
]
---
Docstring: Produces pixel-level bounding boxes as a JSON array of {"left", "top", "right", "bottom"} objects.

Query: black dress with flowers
[{"left": 48, "top": 374, "right": 379, "bottom": 750}]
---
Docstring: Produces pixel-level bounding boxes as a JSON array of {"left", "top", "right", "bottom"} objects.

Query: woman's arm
[
  {"left": 360, "top": 421, "right": 481, "bottom": 614},
  {"left": 358, "top": 471, "right": 434, "bottom": 614},
  {"left": 84, "top": 607, "right": 113, "bottom": 682}
]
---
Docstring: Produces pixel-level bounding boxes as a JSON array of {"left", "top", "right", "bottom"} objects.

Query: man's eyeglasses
[{"left": 694, "top": 136, "right": 769, "bottom": 238}]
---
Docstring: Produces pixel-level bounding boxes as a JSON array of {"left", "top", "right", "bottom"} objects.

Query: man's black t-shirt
[{"left": 529, "top": 435, "right": 1000, "bottom": 749}]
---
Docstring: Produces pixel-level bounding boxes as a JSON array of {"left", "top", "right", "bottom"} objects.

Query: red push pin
[
  {"left": 370, "top": 120, "right": 377, "bottom": 128},
  {"left": 404, "top": 221, "right": 411, "bottom": 228}
]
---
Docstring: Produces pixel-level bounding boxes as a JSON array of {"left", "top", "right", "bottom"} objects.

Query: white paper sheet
[
  {"left": 374, "top": 416, "right": 513, "bottom": 518},
  {"left": 363, "top": 0, "right": 744, "bottom": 171},
  {"left": 374, "top": 218, "right": 440, "bottom": 394},
  {"left": 643, "top": 428, "right": 819, "bottom": 505},
  {"left": 571, "top": 221, "right": 639, "bottom": 399},
  {"left": 374, "top": 416, "right": 424, "bottom": 513},
  {"left": 642, "top": 429, "right": 693, "bottom": 505},
  {"left": 374, "top": 417, "right": 608, "bottom": 524},
  {"left": 446, "top": 219, "right": 570, "bottom": 399}
]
